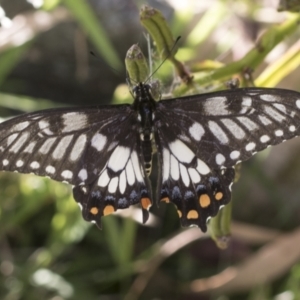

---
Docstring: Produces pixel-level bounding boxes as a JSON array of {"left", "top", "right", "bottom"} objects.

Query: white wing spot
[
  {"left": 24, "top": 141, "right": 36, "bottom": 153},
  {"left": 236, "top": 117, "right": 258, "bottom": 131},
  {"left": 178, "top": 134, "right": 191, "bottom": 143},
  {"left": 108, "top": 146, "right": 131, "bottom": 172},
  {"left": 9, "top": 132, "right": 29, "bottom": 153},
  {"left": 221, "top": 119, "right": 245, "bottom": 139},
  {"left": 108, "top": 177, "right": 119, "bottom": 193},
  {"left": 289, "top": 125, "right": 296, "bottom": 132},
  {"left": 162, "top": 148, "right": 170, "bottom": 182},
  {"left": 16, "top": 160, "right": 24, "bottom": 167},
  {"left": 39, "top": 120, "right": 49, "bottom": 130},
  {"left": 204, "top": 97, "right": 229, "bottom": 115},
  {"left": 196, "top": 159, "right": 210, "bottom": 175},
  {"left": 62, "top": 113, "right": 88, "bottom": 132},
  {"left": 291, "top": 111, "right": 296, "bottom": 118},
  {"left": 239, "top": 97, "right": 252, "bottom": 114},
  {"left": 179, "top": 164, "right": 190, "bottom": 187},
  {"left": 46, "top": 165, "right": 55, "bottom": 174},
  {"left": 91, "top": 133, "right": 107, "bottom": 151},
  {"left": 258, "top": 115, "right": 272, "bottom": 126},
  {"left": 264, "top": 106, "right": 285, "bottom": 122},
  {"left": 260, "top": 135, "right": 270, "bottom": 143},
  {"left": 242, "top": 96, "right": 252, "bottom": 106},
  {"left": 216, "top": 153, "right": 225, "bottom": 165},
  {"left": 260, "top": 94, "right": 278, "bottom": 102},
  {"left": 119, "top": 170, "right": 126, "bottom": 194},
  {"left": 38, "top": 120, "right": 53, "bottom": 135},
  {"left": 70, "top": 134, "right": 87, "bottom": 161},
  {"left": 98, "top": 169, "right": 110, "bottom": 187},
  {"left": 170, "top": 154, "right": 179, "bottom": 180},
  {"left": 245, "top": 142, "right": 256, "bottom": 151},
  {"left": 230, "top": 151, "right": 240, "bottom": 160},
  {"left": 39, "top": 137, "right": 56, "bottom": 154},
  {"left": 208, "top": 121, "right": 229, "bottom": 144},
  {"left": 131, "top": 151, "right": 143, "bottom": 182},
  {"left": 125, "top": 160, "right": 135, "bottom": 185},
  {"left": 169, "top": 139, "right": 195, "bottom": 163},
  {"left": 188, "top": 168, "right": 200, "bottom": 183},
  {"left": 78, "top": 169, "right": 87, "bottom": 181},
  {"left": 275, "top": 129, "right": 283, "bottom": 136},
  {"left": 61, "top": 170, "right": 73, "bottom": 179},
  {"left": 189, "top": 122, "right": 205, "bottom": 141},
  {"left": 52, "top": 135, "right": 73, "bottom": 159},
  {"left": 296, "top": 99, "right": 300, "bottom": 109},
  {"left": 12, "top": 121, "right": 30, "bottom": 131},
  {"left": 30, "top": 161, "right": 40, "bottom": 169},
  {"left": 107, "top": 141, "right": 118, "bottom": 152},
  {"left": 7, "top": 133, "right": 18, "bottom": 146},
  {"left": 273, "top": 103, "right": 286, "bottom": 114},
  {"left": 3, "top": 159, "right": 9, "bottom": 166},
  {"left": 43, "top": 128, "right": 54, "bottom": 135}
]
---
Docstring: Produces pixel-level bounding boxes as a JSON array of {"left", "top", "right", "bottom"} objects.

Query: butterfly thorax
[{"left": 132, "top": 83, "right": 156, "bottom": 175}]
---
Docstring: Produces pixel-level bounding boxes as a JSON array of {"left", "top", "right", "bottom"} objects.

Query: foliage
[{"left": 0, "top": 1, "right": 300, "bottom": 300}]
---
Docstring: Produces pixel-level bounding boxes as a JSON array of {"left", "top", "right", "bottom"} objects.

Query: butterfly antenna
[
  {"left": 145, "top": 36, "right": 181, "bottom": 83},
  {"left": 90, "top": 51, "right": 120, "bottom": 75}
]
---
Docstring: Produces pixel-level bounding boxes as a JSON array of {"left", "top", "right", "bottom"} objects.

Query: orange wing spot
[
  {"left": 215, "top": 192, "right": 223, "bottom": 200},
  {"left": 187, "top": 210, "right": 198, "bottom": 219},
  {"left": 103, "top": 205, "right": 115, "bottom": 216},
  {"left": 90, "top": 207, "right": 99, "bottom": 215},
  {"left": 177, "top": 210, "right": 182, "bottom": 218},
  {"left": 141, "top": 197, "right": 151, "bottom": 210},
  {"left": 199, "top": 194, "right": 211, "bottom": 207},
  {"left": 160, "top": 197, "right": 170, "bottom": 203}
]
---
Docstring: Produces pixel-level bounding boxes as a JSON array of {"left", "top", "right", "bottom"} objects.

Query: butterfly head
[{"left": 132, "top": 82, "right": 153, "bottom": 103}]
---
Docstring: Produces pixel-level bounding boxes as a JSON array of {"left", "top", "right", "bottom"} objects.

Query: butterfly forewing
[
  {"left": 157, "top": 88, "right": 300, "bottom": 169},
  {"left": 0, "top": 104, "right": 152, "bottom": 226}
]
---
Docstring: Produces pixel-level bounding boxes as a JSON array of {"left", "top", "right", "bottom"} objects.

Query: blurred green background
[{"left": 1, "top": 1, "right": 300, "bottom": 299}]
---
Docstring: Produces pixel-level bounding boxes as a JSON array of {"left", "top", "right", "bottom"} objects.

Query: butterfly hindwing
[
  {"left": 73, "top": 138, "right": 152, "bottom": 228},
  {"left": 154, "top": 116, "right": 235, "bottom": 231}
]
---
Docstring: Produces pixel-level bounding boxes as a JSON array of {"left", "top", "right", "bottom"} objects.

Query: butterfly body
[
  {"left": 132, "top": 83, "right": 156, "bottom": 175},
  {"left": 0, "top": 85, "right": 300, "bottom": 231}
]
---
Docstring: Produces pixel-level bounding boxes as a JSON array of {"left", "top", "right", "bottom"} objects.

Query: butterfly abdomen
[
  {"left": 141, "top": 136, "right": 153, "bottom": 176},
  {"left": 134, "top": 83, "right": 157, "bottom": 176}
]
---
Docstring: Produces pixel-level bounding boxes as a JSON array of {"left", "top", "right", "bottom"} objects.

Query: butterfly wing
[
  {"left": 154, "top": 87, "right": 300, "bottom": 231},
  {"left": 0, "top": 105, "right": 152, "bottom": 227}
]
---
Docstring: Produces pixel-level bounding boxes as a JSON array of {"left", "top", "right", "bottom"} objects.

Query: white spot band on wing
[
  {"left": 204, "top": 97, "right": 229, "bottom": 115},
  {"left": 62, "top": 113, "right": 88, "bottom": 132},
  {"left": 52, "top": 135, "right": 73, "bottom": 159},
  {"left": 189, "top": 122, "right": 205, "bottom": 141},
  {"left": 70, "top": 134, "right": 87, "bottom": 161},
  {"left": 169, "top": 139, "right": 195, "bottom": 163},
  {"left": 208, "top": 121, "right": 229, "bottom": 144},
  {"left": 91, "top": 133, "right": 107, "bottom": 151},
  {"left": 108, "top": 146, "right": 131, "bottom": 172}
]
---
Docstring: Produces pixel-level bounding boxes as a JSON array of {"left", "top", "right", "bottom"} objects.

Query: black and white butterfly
[{"left": 0, "top": 83, "right": 300, "bottom": 232}]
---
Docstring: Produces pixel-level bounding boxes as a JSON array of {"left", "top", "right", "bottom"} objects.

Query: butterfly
[{"left": 0, "top": 82, "right": 299, "bottom": 232}]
